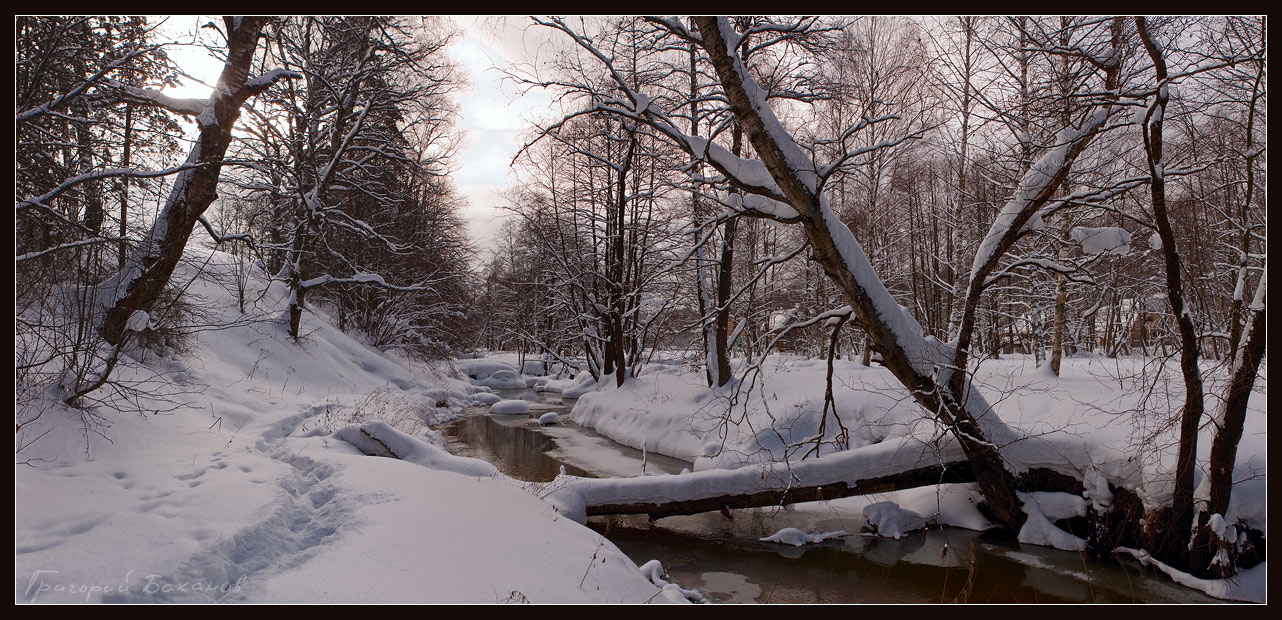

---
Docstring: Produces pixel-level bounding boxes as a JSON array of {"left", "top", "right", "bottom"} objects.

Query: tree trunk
[
  {"left": 695, "top": 18, "right": 1028, "bottom": 531},
  {"left": 1138, "top": 17, "right": 1204, "bottom": 568},
  {"left": 100, "top": 17, "right": 274, "bottom": 345}
]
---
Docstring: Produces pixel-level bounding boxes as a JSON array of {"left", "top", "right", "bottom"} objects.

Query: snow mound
[
  {"left": 489, "top": 400, "right": 531, "bottom": 415},
  {"left": 759, "top": 527, "right": 847, "bottom": 546},
  {"left": 334, "top": 421, "right": 498, "bottom": 477},
  {"left": 475, "top": 369, "right": 526, "bottom": 390},
  {"left": 538, "top": 412, "right": 560, "bottom": 425},
  {"left": 638, "top": 559, "right": 704, "bottom": 603},
  {"left": 471, "top": 392, "right": 501, "bottom": 406},
  {"left": 862, "top": 501, "right": 927, "bottom": 539}
]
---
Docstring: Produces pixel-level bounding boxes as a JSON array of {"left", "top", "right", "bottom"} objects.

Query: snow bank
[
  {"left": 334, "top": 421, "right": 498, "bottom": 477},
  {"left": 454, "top": 358, "right": 518, "bottom": 381},
  {"left": 1017, "top": 492, "right": 1087, "bottom": 552},
  {"left": 474, "top": 369, "right": 526, "bottom": 390},
  {"left": 570, "top": 359, "right": 919, "bottom": 467},
  {"left": 559, "top": 372, "right": 599, "bottom": 398},
  {"left": 1115, "top": 548, "right": 1266, "bottom": 603}
]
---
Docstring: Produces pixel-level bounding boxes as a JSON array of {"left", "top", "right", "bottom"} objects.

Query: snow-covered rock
[
  {"left": 862, "top": 501, "right": 927, "bottom": 539},
  {"left": 759, "top": 527, "right": 847, "bottom": 546},
  {"left": 475, "top": 369, "right": 526, "bottom": 390},
  {"left": 471, "top": 392, "right": 501, "bottom": 406},
  {"left": 538, "top": 412, "right": 560, "bottom": 425},
  {"left": 489, "top": 400, "right": 531, "bottom": 415}
]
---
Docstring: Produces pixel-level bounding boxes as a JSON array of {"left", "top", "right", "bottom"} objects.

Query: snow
[
  {"left": 559, "top": 372, "right": 600, "bottom": 399},
  {"left": 13, "top": 247, "right": 1268, "bottom": 603},
  {"left": 474, "top": 369, "right": 526, "bottom": 390},
  {"left": 862, "top": 502, "right": 927, "bottom": 539},
  {"left": 759, "top": 527, "right": 847, "bottom": 546},
  {"left": 470, "top": 391, "right": 502, "bottom": 405},
  {"left": 538, "top": 412, "right": 560, "bottom": 425},
  {"left": 489, "top": 399, "right": 531, "bottom": 415},
  {"left": 15, "top": 249, "right": 671, "bottom": 603},
  {"left": 243, "top": 68, "right": 302, "bottom": 90},
  {"left": 1115, "top": 548, "right": 1266, "bottom": 603},
  {"left": 1070, "top": 226, "right": 1132, "bottom": 255},
  {"left": 124, "top": 310, "right": 150, "bottom": 332},
  {"left": 637, "top": 560, "right": 704, "bottom": 603},
  {"left": 334, "top": 421, "right": 498, "bottom": 477}
]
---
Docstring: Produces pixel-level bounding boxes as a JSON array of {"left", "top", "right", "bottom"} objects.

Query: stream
[{"left": 442, "top": 388, "right": 1220, "bottom": 604}]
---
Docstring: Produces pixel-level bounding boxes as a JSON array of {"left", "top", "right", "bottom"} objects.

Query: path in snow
[{"left": 102, "top": 402, "right": 355, "bottom": 602}]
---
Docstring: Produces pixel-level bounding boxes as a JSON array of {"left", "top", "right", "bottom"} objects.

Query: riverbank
[{"left": 470, "top": 351, "right": 1266, "bottom": 602}]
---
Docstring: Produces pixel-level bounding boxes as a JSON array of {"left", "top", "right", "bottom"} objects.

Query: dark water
[{"left": 442, "top": 389, "right": 1220, "bottom": 604}]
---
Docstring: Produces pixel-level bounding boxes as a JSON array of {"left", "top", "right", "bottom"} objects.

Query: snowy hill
[{"left": 15, "top": 250, "right": 671, "bottom": 603}]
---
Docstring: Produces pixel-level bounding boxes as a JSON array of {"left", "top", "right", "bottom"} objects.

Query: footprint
[
  {"left": 111, "top": 471, "right": 128, "bottom": 480},
  {"left": 176, "top": 469, "right": 206, "bottom": 481}
]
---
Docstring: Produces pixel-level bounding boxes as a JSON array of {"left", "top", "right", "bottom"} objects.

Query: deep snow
[{"left": 15, "top": 250, "right": 674, "bottom": 604}]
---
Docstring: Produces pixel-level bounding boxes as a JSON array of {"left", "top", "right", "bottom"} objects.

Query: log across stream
[{"left": 442, "top": 389, "right": 1219, "bottom": 604}]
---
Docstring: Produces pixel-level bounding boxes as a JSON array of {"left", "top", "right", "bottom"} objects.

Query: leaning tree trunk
[
  {"left": 693, "top": 18, "right": 1035, "bottom": 530},
  {"left": 100, "top": 17, "right": 277, "bottom": 345}
]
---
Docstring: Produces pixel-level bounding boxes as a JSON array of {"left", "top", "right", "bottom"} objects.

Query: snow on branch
[
  {"left": 244, "top": 67, "right": 303, "bottom": 92},
  {"left": 16, "top": 163, "right": 205, "bottom": 213},
  {"left": 15, "top": 43, "right": 158, "bottom": 124},
  {"left": 105, "top": 80, "right": 208, "bottom": 116},
  {"left": 967, "top": 106, "right": 1113, "bottom": 292},
  {"left": 1069, "top": 226, "right": 1131, "bottom": 256}
]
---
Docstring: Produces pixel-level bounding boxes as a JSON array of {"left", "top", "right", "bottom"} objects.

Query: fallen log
[{"left": 586, "top": 461, "right": 976, "bottom": 520}]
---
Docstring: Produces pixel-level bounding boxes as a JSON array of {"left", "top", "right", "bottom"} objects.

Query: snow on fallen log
[
  {"left": 335, "top": 421, "right": 498, "bottom": 477},
  {"left": 542, "top": 435, "right": 971, "bottom": 523}
]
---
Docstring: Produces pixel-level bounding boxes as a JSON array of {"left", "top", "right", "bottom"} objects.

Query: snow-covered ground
[
  {"left": 15, "top": 251, "right": 676, "bottom": 604},
  {"left": 14, "top": 250, "right": 1265, "bottom": 603},
  {"left": 548, "top": 351, "right": 1266, "bottom": 602}
]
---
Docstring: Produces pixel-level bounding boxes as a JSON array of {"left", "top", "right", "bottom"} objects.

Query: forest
[{"left": 15, "top": 16, "right": 1266, "bottom": 603}]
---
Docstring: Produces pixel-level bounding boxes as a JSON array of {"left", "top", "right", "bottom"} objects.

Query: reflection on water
[
  {"left": 443, "top": 409, "right": 592, "bottom": 480},
  {"left": 591, "top": 517, "right": 1217, "bottom": 603},
  {"left": 441, "top": 389, "right": 1221, "bottom": 604}
]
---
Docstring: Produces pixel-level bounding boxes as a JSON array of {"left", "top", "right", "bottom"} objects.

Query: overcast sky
[{"left": 157, "top": 16, "right": 556, "bottom": 252}]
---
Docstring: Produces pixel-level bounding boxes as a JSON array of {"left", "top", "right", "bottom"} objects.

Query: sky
[{"left": 155, "top": 16, "right": 556, "bottom": 251}]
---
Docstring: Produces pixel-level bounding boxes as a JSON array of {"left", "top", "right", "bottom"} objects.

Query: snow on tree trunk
[{"left": 99, "top": 17, "right": 288, "bottom": 345}]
